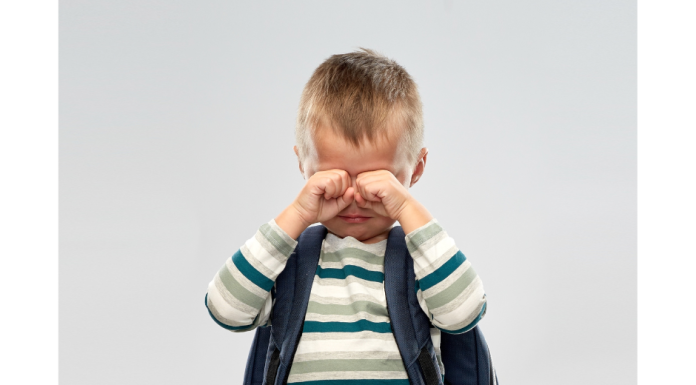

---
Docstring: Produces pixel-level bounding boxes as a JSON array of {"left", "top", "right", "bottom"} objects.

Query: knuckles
[{"left": 307, "top": 169, "right": 404, "bottom": 202}]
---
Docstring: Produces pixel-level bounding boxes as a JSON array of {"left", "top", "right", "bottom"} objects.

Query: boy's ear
[
  {"left": 293, "top": 146, "right": 305, "bottom": 177},
  {"left": 409, "top": 147, "right": 428, "bottom": 187}
]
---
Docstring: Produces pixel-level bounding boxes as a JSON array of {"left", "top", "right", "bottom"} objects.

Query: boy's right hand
[{"left": 275, "top": 170, "right": 354, "bottom": 239}]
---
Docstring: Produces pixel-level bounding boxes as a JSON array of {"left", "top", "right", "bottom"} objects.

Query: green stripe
[
  {"left": 217, "top": 264, "right": 266, "bottom": 309},
  {"left": 425, "top": 265, "right": 478, "bottom": 309},
  {"left": 406, "top": 222, "right": 443, "bottom": 253},
  {"left": 259, "top": 223, "right": 295, "bottom": 257},
  {"left": 322, "top": 248, "right": 385, "bottom": 266},
  {"left": 307, "top": 300, "right": 388, "bottom": 317},
  {"left": 289, "top": 359, "right": 405, "bottom": 374}
]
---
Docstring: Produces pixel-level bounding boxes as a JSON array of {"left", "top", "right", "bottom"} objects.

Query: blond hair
[{"left": 296, "top": 48, "right": 424, "bottom": 162}]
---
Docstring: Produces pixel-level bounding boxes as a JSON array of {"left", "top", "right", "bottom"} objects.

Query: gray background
[{"left": 60, "top": 1, "right": 636, "bottom": 384}]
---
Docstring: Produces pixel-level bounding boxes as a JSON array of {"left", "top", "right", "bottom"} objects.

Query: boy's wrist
[
  {"left": 275, "top": 203, "right": 313, "bottom": 240},
  {"left": 396, "top": 197, "right": 433, "bottom": 234}
]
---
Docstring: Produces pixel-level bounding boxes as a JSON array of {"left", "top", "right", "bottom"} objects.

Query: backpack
[{"left": 241, "top": 225, "right": 498, "bottom": 385}]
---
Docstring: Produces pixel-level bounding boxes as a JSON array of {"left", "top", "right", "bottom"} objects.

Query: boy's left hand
[{"left": 354, "top": 170, "right": 433, "bottom": 234}]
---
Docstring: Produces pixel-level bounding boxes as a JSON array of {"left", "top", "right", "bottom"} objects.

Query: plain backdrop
[{"left": 60, "top": 1, "right": 636, "bottom": 384}]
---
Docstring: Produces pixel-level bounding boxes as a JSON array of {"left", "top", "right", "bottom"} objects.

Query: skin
[{"left": 275, "top": 122, "right": 433, "bottom": 244}]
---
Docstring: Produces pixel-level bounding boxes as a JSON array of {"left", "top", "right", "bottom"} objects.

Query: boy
[{"left": 206, "top": 49, "right": 487, "bottom": 384}]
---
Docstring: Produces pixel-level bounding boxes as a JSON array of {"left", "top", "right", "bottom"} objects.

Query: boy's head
[
  {"left": 294, "top": 49, "right": 428, "bottom": 241},
  {"left": 295, "top": 48, "right": 424, "bottom": 165}
]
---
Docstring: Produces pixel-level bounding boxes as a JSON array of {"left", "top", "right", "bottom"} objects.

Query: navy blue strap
[
  {"left": 475, "top": 327, "right": 494, "bottom": 385},
  {"left": 243, "top": 326, "right": 271, "bottom": 385},
  {"left": 270, "top": 225, "right": 327, "bottom": 385},
  {"left": 440, "top": 326, "right": 496, "bottom": 385},
  {"left": 384, "top": 226, "right": 442, "bottom": 385}
]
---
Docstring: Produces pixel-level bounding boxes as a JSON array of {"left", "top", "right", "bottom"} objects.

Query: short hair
[{"left": 296, "top": 48, "right": 424, "bottom": 162}]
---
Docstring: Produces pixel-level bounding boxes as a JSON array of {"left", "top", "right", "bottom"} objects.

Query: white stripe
[
  {"left": 319, "top": 258, "right": 385, "bottom": 272},
  {"left": 244, "top": 236, "right": 288, "bottom": 277},
  {"left": 206, "top": 279, "right": 257, "bottom": 325},
  {"left": 310, "top": 280, "right": 386, "bottom": 301},
  {"left": 309, "top": 293, "right": 385, "bottom": 306},
  {"left": 429, "top": 327, "right": 441, "bottom": 347},
  {"left": 412, "top": 236, "right": 457, "bottom": 276},
  {"left": 295, "top": 337, "right": 401, "bottom": 355},
  {"left": 298, "top": 331, "right": 395, "bottom": 341},
  {"left": 288, "top": 371, "right": 409, "bottom": 383},
  {"left": 432, "top": 283, "right": 486, "bottom": 327},
  {"left": 264, "top": 293, "right": 272, "bottom": 319}
]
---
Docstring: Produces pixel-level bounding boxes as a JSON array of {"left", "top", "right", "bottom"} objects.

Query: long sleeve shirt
[{"left": 206, "top": 219, "right": 487, "bottom": 384}]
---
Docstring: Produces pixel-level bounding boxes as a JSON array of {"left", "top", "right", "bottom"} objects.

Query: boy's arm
[
  {"left": 354, "top": 170, "right": 487, "bottom": 333},
  {"left": 406, "top": 220, "right": 487, "bottom": 334},
  {"left": 205, "top": 219, "right": 297, "bottom": 332},
  {"left": 206, "top": 169, "right": 354, "bottom": 331}
]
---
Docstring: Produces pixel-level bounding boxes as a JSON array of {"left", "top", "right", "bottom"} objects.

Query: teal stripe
[
  {"left": 438, "top": 301, "right": 487, "bottom": 334},
  {"left": 295, "top": 380, "right": 410, "bottom": 385},
  {"left": 316, "top": 265, "right": 384, "bottom": 283},
  {"left": 419, "top": 251, "right": 466, "bottom": 291},
  {"left": 232, "top": 250, "right": 274, "bottom": 291},
  {"left": 303, "top": 320, "right": 392, "bottom": 333}
]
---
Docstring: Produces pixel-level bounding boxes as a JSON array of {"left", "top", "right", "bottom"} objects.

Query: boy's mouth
[{"left": 338, "top": 214, "right": 371, "bottom": 223}]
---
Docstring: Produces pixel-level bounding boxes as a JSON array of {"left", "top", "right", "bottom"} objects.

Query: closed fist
[
  {"left": 354, "top": 170, "right": 412, "bottom": 220},
  {"left": 292, "top": 169, "right": 355, "bottom": 225}
]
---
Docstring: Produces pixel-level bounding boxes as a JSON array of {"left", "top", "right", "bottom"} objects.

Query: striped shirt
[{"left": 206, "top": 219, "right": 487, "bottom": 384}]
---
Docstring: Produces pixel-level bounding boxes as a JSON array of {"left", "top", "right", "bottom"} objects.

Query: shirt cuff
[
  {"left": 404, "top": 218, "right": 439, "bottom": 238},
  {"left": 404, "top": 219, "right": 446, "bottom": 255},
  {"left": 268, "top": 218, "right": 299, "bottom": 251}
]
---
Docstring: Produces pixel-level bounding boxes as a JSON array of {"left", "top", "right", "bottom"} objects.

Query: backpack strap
[
  {"left": 384, "top": 226, "right": 443, "bottom": 385},
  {"left": 243, "top": 325, "right": 271, "bottom": 385},
  {"left": 264, "top": 224, "right": 327, "bottom": 385},
  {"left": 441, "top": 326, "right": 497, "bottom": 385}
]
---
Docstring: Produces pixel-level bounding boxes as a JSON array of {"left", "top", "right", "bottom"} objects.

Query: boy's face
[{"left": 296, "top": 123, "right": 427, "bottom": 243}]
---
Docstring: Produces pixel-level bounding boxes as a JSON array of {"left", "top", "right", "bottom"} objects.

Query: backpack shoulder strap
[
  {"left": 265, "top": 224, "right": 327, "bottom": 385},
  {"left": 441, "top": 326, "right": 497, "bottom": 385},
  {"left": 384, "top": 226, "right": 443, "bottom": 385}
]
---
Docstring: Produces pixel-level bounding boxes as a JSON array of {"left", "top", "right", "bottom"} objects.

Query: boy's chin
[{"left": 321, "top": 217, "right": 396, "bottom": 243}]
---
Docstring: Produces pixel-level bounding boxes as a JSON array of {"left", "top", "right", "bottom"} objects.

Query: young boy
[{"left": 206, "top": 49, "right": 487, "bottom": 384}]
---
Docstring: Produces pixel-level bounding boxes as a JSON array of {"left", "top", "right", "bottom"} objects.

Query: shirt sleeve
[
  {"left": 405, "top": 219, "right": 487, "bottom": 334},
  {"left": 205, "top": 219, "right": 298, "bottom": 332}
]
